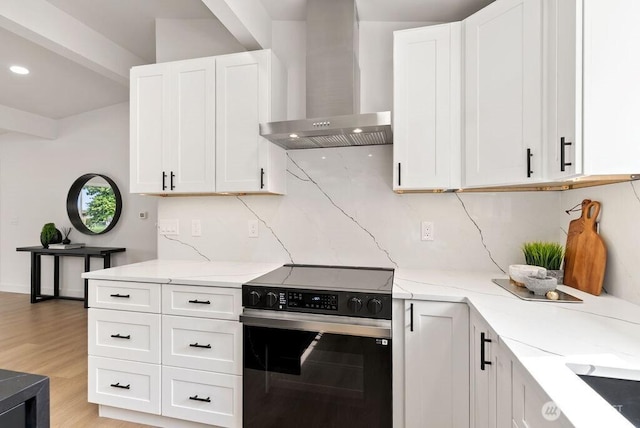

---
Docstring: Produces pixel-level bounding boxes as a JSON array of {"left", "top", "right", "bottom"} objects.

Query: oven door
[{"left": 241, "top": 310, "right": 392, "bottom": 428}]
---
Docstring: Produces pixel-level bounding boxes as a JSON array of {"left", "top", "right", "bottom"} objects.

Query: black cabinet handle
[
  {"left": 409, "top": 303, "right": 414, "bottom": 332},
  {"left": 170, "top": 171, "right": 175, "bottom": 190},
  {"left": 526, "top": 148, "right": 533, "bottom": 178},
  {"left": 189, "top": 343, "right": 212, "bottom": 349},
  {"left": 110, "top": 334, "right": 131, "bottom": 339},
  {"left": 398, "top": 163, "right": 402, "bottom": 186},
  {"left": 480, "top": 332, "right": 492, "bottom": 371},
  {"left": 162, "top": 171, "right": 167, "bottom": 191},
  {"left": 189, "top": 395, "right": 211, "bottom": 403},
  {"left": 560, "top": 137, "right": 573, "bottom": 172},
  {"left": 110, "top": 382, "right": 130, "bottom": 390},
  {"left": 260, "top": 168, "right": 265, "bottom": 189},
  {"left": 110, "top": 293, "right": 130, "bottom": 298},
  {"left": 188, "top": 299, "right": 211, "bottom": 305}
]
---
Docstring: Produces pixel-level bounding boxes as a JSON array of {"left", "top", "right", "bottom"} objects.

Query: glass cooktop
[{"left": 245, "top": 264, "right": 394, "bottom": 294}]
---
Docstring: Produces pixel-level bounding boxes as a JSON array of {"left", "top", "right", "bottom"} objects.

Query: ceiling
[{"left": 0, "top": 0, "right": 492, "bottom": 138}]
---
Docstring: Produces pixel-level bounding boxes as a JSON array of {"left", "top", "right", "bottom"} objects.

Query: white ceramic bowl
[
  {"left": 509, "top": 264, "right": 546, "bottom": 286},
  {"left": 523, "top": 275, "right": 557, "bottom": 296}
]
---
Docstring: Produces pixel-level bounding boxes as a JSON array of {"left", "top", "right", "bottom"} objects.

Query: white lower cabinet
[
  {"left": 88, "top": 280, "right": 242, "bottom": 428},
  {"left": 88, "top": 355, "right": 161, "bottom": 414},
  {"left": 162, "top": 366, "right": 242, "bottom": 427},
  {"left": 404, "top": 300, "right": 469, "bottom": 427}
]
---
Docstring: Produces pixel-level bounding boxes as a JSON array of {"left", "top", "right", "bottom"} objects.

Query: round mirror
[{"left": 66, "top": 174, "right": 122, "bottom": 235}]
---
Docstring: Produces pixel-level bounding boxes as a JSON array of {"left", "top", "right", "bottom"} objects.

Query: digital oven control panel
[{"left": 242, "top": 286, "right": 391, "bottom": 320}]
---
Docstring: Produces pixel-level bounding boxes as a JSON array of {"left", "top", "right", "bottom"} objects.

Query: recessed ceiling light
[
  {"left": 353, "top": 128, "right": 363, "bottom": 133},
  {"left": 10, "top": 65, "right": 29, "bottom": 75}
]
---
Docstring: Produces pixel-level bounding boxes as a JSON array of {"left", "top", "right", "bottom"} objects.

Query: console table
[
  {"left": 16, "top": 246, "right": 126, "bottom": 308},
  {"left": 0, "top": 369, "right": 49, "bottom": 427}
]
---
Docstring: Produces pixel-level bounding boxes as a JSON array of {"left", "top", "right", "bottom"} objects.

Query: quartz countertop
[
  {"left": 81, "top": 259, "right": 282, "bottom": 287},
  {"left": 394, "top": 268, "right": 640, "bottom": 427}
]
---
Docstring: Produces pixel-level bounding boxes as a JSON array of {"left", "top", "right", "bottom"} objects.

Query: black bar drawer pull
[
  {"left": 409, "top": 303, "right": 414, "bottom": 332},
  {"left": 189, "top": 395, "right": 211, "bottom": 403},
  {"left": 162, "top": 171, "right": 167, "bottom": 191},
  {"left": 189, "top": 343, "right": 212, "bottom": 349},
  {"left": 526, "top": 148, "right": 533, "bottom": 178},
  {"left": 170, "top": 171, "right": 176, "bottom": 190},
  {"left": 110, "top": 334, "right": 131, "bottom": 340},
  {"left": 110, "top": 382, "right": 130, "bottom": 390},
  {"left": 188, "top": 299, "right": 211, "bottom": 305},
  {"left": 110, "top": 293, "right": 130, "bottom": 298},
  {"left": 480, "top": 332, "right": 492, "bottom": 371},
  {"left": 398, "top": 163, "right": 402, "bottom": 187},
  {"left": 260, "top": 168, "right": 265, "bottom": 189},
  {"left": 560, "top": 137, "right": 573, "bottom": 172}
]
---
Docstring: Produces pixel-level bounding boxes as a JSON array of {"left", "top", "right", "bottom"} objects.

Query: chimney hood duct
[{"left": 259, "top": 0, "right": 393, "bottom": 150}]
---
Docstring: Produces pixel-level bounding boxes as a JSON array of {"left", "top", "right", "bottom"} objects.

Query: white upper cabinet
[
  {"left": 130, "top": 50, "right": 286, "bottom": 195},
  {"left": 463, "top": 0, "right": 543, "bottom": 187},
  {"left": 393, "top": 23, "right": 462, "bottom": 191},
  {"left": 130, "top": 57, "right": 215, "bottom": 194},
  {"left": 216, "top": 50, "right": 287, "bottom": 194},
  {"left": 130, "top": 62, "right": 170, "bottom": 193},
  {"left": 545, "top": 0, "right": 640, "bottom": 180}
]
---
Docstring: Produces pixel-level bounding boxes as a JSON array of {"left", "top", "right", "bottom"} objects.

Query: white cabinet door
[
  {"left": 216, "top": 50, "right": 286, "bottom": 194},
  {"left": 393, "top": 23, "right": 461, "bottom": 191},
  {"left": 405, "top": 301, "right": 469, "bottom": 428},
  {"left": 130, "top": 62, "right": 170, "bottom": 193},
  {"left": 470, "top": 310, "right": 497, "bottom": 428},
  {"left": 545, "top": 0, "right": 640, "bottom": 180},
  {"left": 464, "top": 0, "right": 542, "bottom": 187},
  {"left": 170, "top": 57, "right": 216, "bottom": 193}
]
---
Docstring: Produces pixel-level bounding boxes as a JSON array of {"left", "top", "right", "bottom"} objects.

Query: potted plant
[
  {"left": 522, "top": 241, "right": 565, "bottom": 284},
  {"left": 40, "top": 223, "right": 62, "bottom": 248}
]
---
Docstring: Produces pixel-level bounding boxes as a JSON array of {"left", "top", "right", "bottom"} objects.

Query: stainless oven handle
[{"left": 240, "top": 310, "right": 391, "bottom": 339}]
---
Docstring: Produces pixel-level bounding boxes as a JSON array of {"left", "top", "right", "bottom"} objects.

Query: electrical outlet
[
  {"left": 421, "top": 221, "right": 434, "bottom": 241},
  {"left": 248, "top": 220, "right": 259, "bottom": 238},
  {"left": 191, "top": 219, "right": 202, "bottom": 237},
  {"left": 158, "top": 219, "right": 179, "bottom": 235}
]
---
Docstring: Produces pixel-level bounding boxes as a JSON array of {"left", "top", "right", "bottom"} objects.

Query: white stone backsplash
[{"left": 158, "top": 145, "right": 562, "bottom": 275}]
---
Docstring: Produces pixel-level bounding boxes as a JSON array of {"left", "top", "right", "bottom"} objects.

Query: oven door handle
[{"left": 240, "top": 310, "right": 391, "bottom": 339}]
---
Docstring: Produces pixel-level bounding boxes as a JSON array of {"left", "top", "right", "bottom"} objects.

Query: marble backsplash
[{"left": 158, "top": 145, "right": 563, "bottom": 275}]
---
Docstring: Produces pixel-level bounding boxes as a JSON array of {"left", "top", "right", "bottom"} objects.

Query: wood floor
[{"left": 0, "top": 292, "right": 150, "bottom": 427}]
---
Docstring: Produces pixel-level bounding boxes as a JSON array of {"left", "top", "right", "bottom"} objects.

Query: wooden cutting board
[
  {"left": 563, "top": 199, "right": 593, "bottom": 284},
  {"left": 564, "top": 201, "right": 607, "bottom": 295}
]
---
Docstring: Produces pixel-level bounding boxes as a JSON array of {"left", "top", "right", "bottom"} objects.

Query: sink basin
[{"left": 568, "top": 363, "right": 640, "bottom": 426}]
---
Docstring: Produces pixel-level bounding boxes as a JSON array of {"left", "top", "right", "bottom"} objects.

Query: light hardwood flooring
[{"left": 0, "top": 292, "right": 151, "bottom": 427}]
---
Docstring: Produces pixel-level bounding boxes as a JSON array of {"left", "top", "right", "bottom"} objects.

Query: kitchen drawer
[
  {"left": 88, "top": 356, "right": 160, "bottom": 415},
  {"left": 162, "top": 284, "right": 241, "bottom": 320},
  {"left": 162, "top": 315, "right": 241, "bottom": 374},
  {"left": 161, "top": 366, "right": 241, "bottom": 428},
  {"left": 89, "top": 280, "right": 161, "bottom": 313},
  {"left": 89, "top": 308, "right": 160, "bottom": 364}
]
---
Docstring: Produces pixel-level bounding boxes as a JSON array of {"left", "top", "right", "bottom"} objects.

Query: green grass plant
[{"left": 522, "top": 241, "right": 564, "bottom": 270}]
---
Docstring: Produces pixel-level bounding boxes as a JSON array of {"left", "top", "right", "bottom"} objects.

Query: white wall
[
  {"left": 155, "top": 18, "right": 246, "bottom": 63},
  {"left": 0, "top": 103, "right": 158, "bottom": 297}
]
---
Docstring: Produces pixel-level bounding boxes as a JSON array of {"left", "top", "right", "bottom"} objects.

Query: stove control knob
[
  {"left": 348, "top": 297, "right": 363, "bottom": 313},
  {"left": 367, "top": 298, "right": 383, "bottom": 315},
  {"left": 266, "top": 292, "right": 278, "bottom": 308},
  {"left": 248, "top": 290, "right": 261, "bottom": 306}
]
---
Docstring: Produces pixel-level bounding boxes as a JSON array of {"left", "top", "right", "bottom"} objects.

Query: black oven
[{"left": 241, "top": 264, "right": 394, "bottom": 428}]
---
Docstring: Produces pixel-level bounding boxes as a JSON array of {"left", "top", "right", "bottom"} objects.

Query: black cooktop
[{"left": 245, "top": 264, "right": 394, "bottom": 294}]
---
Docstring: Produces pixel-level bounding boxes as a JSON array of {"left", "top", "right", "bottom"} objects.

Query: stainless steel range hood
[{"left": 260, "top": 0, "right": 393, "bottom": 150}]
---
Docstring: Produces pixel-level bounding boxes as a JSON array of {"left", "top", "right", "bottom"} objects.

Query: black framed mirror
[{"left": 66, "top": 173, "right": 122, "bottom": 235}]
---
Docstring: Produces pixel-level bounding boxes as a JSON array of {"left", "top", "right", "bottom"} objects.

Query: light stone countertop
[
  {"left": 81, "top": 259, "right": 282, "bottom": 287},
  {"left": 394, "top": 268, "right": 640, "bottom": 427}
]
